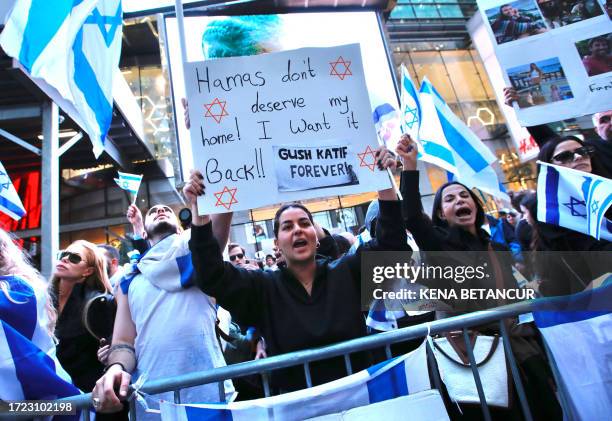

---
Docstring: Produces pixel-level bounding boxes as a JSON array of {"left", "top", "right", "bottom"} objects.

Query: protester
[
  {"left": 50, "top": 240, "right": 112, "bottom": 392},
  {"left": 396, "top": 134, "right": 561, "bottom": 420},
  {"left": 582, "top": 36, "right": 611, "bottom": 77},
  {"left": 91, "top": 205, "right": 234, "bottom": 418},
  {"left": 527, "top": 137, "right": 612, "bottom": 296},
  {"left": 185, "top": 146, "right": 409, "bottom": 392},
  {"left": 0, "top": 228, "right": 80, "bottom": 402},
  {"left": 97, "top": 243, "right": 123, "bottom": 289},
  {"left": 263, "top": 254, "right": 278, "bottom": 272},
  {"left": 228, "top": 242, "right": 259, "bottom": 270}
]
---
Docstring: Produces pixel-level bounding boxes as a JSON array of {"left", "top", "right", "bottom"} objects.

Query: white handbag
[{"left": 433, "top": 333, "right": 509, "bottom": 408}]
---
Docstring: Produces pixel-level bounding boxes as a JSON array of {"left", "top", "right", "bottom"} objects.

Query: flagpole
[{"left": 174, "top": 0, "right": 188, "bottom": 69}]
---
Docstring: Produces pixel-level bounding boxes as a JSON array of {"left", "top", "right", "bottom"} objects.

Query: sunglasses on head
[
  {"left": 552, "top": 146, "right": 594, "bottom": 164},
  {"left": 229, "top": 253, "right": 244, "bottom": 261},
  {"left": 58, "top": 251, "right": 83, "bottom": 264}
]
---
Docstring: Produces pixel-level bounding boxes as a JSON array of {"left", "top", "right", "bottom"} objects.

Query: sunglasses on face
[
  {"left": 229, "top": 253, "right": 244, "bottom": 261},
  {"left": 58, "top": 251, "right": 83, "bottom": 264},
  {"left": 552, "top": 146, "right": 594, "bottom": 164}
]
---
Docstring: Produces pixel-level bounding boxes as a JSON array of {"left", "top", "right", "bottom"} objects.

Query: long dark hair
[
  {"left": 431, "top": 181, "right": 485, "bottom": 230},
  {"left": 537, "top": 136, "right": 610, "bottom": 178},
  {"left": 520, "top": 192, "right": 539, "bottom": 251},
  {"left": 273, "top": 203, "right": 314, "bottom": 237}
]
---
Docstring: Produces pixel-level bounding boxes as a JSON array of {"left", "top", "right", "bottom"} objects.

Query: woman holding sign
[{"left": 185, "top": 146, "right": 408, "bottom": 393}]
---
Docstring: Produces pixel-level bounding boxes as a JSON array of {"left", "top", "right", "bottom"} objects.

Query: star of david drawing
[
  {"left": 214, "top": 186, "right": 238, "bottom": 210},
  {"left": 591, "top": 200, "right": 599, "bottom": 215},
  {"left": 204, "top": 98, "right": 229, "bottom": 124},
  {"left": 0, "top": 170, "right": 8, "bottom": 192},
  {"left": 403, "top": 107, "right": 418, "bottom": 129},
  {"left": 563, "top": 196, "right": 587, "bottom": 218},
  {"left": 329, "top": 56, "right": 352, "bottom": 80},
  {"left": 357, "top": 145, "right": 377, "bottom": 171}
]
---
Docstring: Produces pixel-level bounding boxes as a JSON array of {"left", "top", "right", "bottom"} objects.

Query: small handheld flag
[
  {"left": 537, "top": 161, "right": 612, "bottom": 240},
  {"left": 114, "top": 171, "right": 143, "bottom": 204},
  {"left": 0, "top": 161, "right": 26, "bottom": 220}
]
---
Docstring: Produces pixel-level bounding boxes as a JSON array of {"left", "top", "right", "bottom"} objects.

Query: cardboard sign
[
  {"left": 478, "top": 0, "right": 611, "bottom": 126},
  {"left": 184, "top": 44, "right": 391, "bottom": 214}
]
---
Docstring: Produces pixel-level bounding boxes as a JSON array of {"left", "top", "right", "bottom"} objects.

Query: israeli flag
[
  {"left": 417, "top": 78, "right": 508, "bottom": 200},
  {"left": 114, "top": 171, "right": 142, "bottom": 195},
  {"left": 537, "top": 162, "right": 612, "bottom": 241},
  {"left": 0, "top": 275, "right": 83, "bottom": 419},
  {"left": 399, "top": 64, "right": 420, "bottom": 142},
  {"left": 533, "top": 283, "right": 612, "bottom": 420},
  {"left": 0, "top": 160, "right": 26, "bottom": 220},
  {"left": 160, "top": 340, "right": 432, "bottom": 421},
  {"left": 0, "top": 0, "right": 123, "bottom": 158}
]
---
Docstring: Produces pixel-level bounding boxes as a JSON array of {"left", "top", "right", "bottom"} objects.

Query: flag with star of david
[
  {"left": 537, "top": 161, "right": 612, "bottom": 241},
  {"left": 399, "top": 64, "right": 421, "bottom": 141},
  {"left": 0, "top": 160, "right": 26, "bottom": 221},
  {"left": 0, "top": 0, "right": 123, "bottom": 158}
]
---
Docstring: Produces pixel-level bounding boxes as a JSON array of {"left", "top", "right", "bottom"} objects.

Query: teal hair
[{"left": 202, "top": 15, "right": 281, "bottom": 59}]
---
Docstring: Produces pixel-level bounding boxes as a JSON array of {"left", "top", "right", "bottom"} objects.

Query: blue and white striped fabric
[
  {"left": 120, "top": 231, "right": 194, "bottom": 294},
  {"left": 114, "top": 171, "right": 143, "bottom": 195},
  {"left": 0, "top": 0, "right": 123, "bottom": 158},
  {"left": 416, "top": 78, "right": 508, "bottom": 201},
  {"left": 537, "top": 161, "right": 612, "bottom": 241},
  {"left": 0, "top": 275, "right": 83, "bottom": 419},
  {"left": 399, "top": 64, "right": 421, "bottom": 142},
  {"left": 532, "top": 283, "right": 612, "bottom": 420},
  {"left": 0, "top": 160, "right": 26, "bottom": 220},
  {"left": 160, "top": 340, "right": 432, "bottom": 421}
]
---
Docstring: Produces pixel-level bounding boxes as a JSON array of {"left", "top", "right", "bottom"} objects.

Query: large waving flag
[
  {"left": 160, "top": 340, "right": 433, "bottom": 420},
  {"left": 0, "top": 0, "right": 123, "bottom": 158},
  {"left": 537, "top": 161, "right": 612, "bottom": 241},
  {"left": 0, "top": 160, "right": 26, "bottom": 220},
  {"left": 532, "top": 283, "right": 612, "bottom": 420},
  {"left": 411, "top": 77, "right": 507, "bottom": 200}
]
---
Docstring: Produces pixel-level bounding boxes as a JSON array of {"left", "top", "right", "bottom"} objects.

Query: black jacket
[
  {"left": 54, "top": 283, "right": 106, "bottom": 392},
  {"left": 189, "top": 200, "right": 409, "bottom": 392},
  {"left": 534, "top": 221, "right": 612, "bottom": 296},
  {"left": 400, "top": 171, "right": 517, "bottom": 311}
]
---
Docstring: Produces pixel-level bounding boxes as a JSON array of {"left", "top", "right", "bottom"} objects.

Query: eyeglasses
[
  {"left": 58, "top": 251, "right": 83, "bottom": 264},
  {"left": 552, "top": 146, "right": 594, "bottom": 164},
  {"left": 229, "top": 253, "right": 244, "bottom": 262}
]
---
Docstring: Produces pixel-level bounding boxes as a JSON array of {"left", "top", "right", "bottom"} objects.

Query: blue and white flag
[
  {"left": 114, "top": 171, "right": 142, "bottom": 196},
  {"left": 417, "top": 78, "right": 508, "bottom": 201},
  {"left": 532, "top": 283, "right": 612, "bottom": 421},
  {"left": 537, "top": 161, "right": 612, "bottom": 241},
  {"left": 0, "top": 275, "right": 84, "bottom": 419},
  {"left": 399, "top": 64, "right": 420, "bottom": 142},
  {"left": 0, "top": 160, "right": 26, "bottom": 220},
  {"left": 0, "top": 0, "right": 123, "bottom": 158},
  {"left": 160, "top": 340, "right": 432, "bottom": 421}
]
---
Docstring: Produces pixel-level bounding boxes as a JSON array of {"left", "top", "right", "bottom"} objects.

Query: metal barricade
[{"left": 60, "top": 300, "right": 564, "bottom": 421}]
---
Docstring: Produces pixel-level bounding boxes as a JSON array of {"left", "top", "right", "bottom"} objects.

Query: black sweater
[{"left": 189, "top": 200, "right": 409, "bottom": 391}]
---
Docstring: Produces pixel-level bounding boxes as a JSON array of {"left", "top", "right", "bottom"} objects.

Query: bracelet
[
  {"left": 109, "top": 344, "right": 136, "bottom": 353},
  {"left": 103, "top": 362, "right": 126, "bottom": 373}
]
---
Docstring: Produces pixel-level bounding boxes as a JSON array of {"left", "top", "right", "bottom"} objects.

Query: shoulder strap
[{"left": 434, "top": 334, "right": 500, "bottom": 367}]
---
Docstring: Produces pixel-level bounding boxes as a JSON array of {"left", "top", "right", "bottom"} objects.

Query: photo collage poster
[{"left": 478, "top": 0, "right": 611, "bottom": 125}]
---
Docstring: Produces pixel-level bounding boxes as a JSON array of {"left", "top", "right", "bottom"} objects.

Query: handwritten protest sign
[
  {"left": 184, "top": 44, "right": 392, "bottom": 214},
  {"left": 477, "top": 0, "right": 611, "bottom": 126}
]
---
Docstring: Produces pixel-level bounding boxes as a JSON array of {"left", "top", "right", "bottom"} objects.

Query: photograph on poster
[
  {"left": 604, "top": 0, "right": 612, "bottom": 18},
  {"left": 575, "top": 33, "right": 612, "bottom": 76},
  {"left": 245, "top": 222, "right": 270, "bottom": 244},
  {"left": 536, "top": 0, "right": 604, "bottom": 28},
  {"left": 507, "top": 57, "right": 574, "bottom": 107},
  {"left": 485, "top": 0, "right": 548, "bottom": 44}
]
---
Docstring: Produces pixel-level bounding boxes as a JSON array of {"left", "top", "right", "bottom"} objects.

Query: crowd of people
[{"left": 2, "top": 102, "right": 611, "bottom": 419}]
